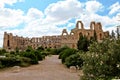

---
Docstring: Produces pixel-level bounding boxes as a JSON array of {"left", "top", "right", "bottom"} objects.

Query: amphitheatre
[{"left": 3, "top": 21, "right": 109, "bottom": 51}]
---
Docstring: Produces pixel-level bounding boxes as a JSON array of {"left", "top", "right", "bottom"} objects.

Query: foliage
[
  {"left": 65, "top": 52, "right": 83, "bottom": 68},
  {"left": 77, "top": 34, "right": 90, "bottom": 52},
  {"left": 58, "top": 46, "right": 70, "bottom": 59},
  {"left": 0, "top": 56, "right": 31, "bottom": 68},
  {"left": 34, "top": 50, "right": 44, "bottom": 61},
  {"left": 15, "top": 47, "right": 19, "bottom": 53},
  {"left": 0, "top": 49, "right": 7, "bottom": 55},
  {"left": 60, "top": 48, "right": 77, "bottom": 63},
  {"left": 0, "top": 46, "right": 48, "bottom": 69},
  {"left": 26, "top": 46, "right": 34, "bottom": 52},
  {"left": 21, "top": 51, "right": 38, "bottom": 64},
  {"left": 36, "top": 46, "right": 44, "bottom": 51},
  {"left": 82, "top": 39, "right": 120, "bottom": 80}
]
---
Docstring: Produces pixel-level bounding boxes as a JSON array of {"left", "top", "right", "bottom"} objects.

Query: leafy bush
[
  {"left": 0, "top": 49, "right": 7, "bottom": 55},
  {"left": 34, "top": 50, "right": 44, "bottom": 61},
  {"left": 22, "top": 51, "right": 38, "bottom": 64},
  {"left": 60, "top": 48, "right": 77, "bottom": 63},
  {"left": 0, "top": 46, "right": 48, "bottom": 69},
  {"left": 18, "top": 57, "right": 31, "bottom": 67},
  {"left": 36, "top": 46, "right": 44, "bottom": 51},
  {"left": 0, "top": 61, "right": 3, "bottom": 68},
  {"left": 65, "top": 53, "right": 83, "bottom": 68},
  {"left": 0, "top": 56, "right": 31, "bottom": 68},
  {"left": 82, "top": 39, "right": 120, "bottom": 80},
  {"left": 56, "top": 46, "right": 70, "bottom": 56},
  {"left": 58, "top": 47, "right": 70, "bottom": 59}
]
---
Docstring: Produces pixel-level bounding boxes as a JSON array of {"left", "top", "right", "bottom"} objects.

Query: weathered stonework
[{"left": 3, "top": 21, "right": 109, "bottom": 51}]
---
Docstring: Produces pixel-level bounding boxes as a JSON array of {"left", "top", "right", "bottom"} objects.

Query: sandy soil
[{"left": 0, "top": 55, "right": 81, "bottom": 80}]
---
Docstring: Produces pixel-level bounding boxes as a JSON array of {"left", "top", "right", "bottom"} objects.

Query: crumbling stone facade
[{"left": 3, "top": 21, "right": 109, "bottom": 51}]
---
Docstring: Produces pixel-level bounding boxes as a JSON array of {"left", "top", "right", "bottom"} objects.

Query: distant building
[{"left": 3, "top": 21, "right": 109, "bottom": 51}]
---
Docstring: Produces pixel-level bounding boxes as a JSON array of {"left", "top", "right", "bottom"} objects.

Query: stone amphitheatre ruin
[{"left": 3, "top": 21, "right": 109, "bottom": 51}]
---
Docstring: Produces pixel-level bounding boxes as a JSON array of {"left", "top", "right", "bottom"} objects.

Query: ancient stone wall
[{"left": 3, "top": 21, "right": 109, "bottom": 51}]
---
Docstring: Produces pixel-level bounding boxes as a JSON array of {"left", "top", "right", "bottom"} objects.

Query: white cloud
[
  {"left": 0, "top": 0, "right": 24, "bottom": 8},
  {"left": 0, "top": 0, "right": 120, "bottom": 48},
  {"left": 44, "top": 0, "right": 83, "bottom": 24},
  {"left": 0, "top": 31, "right": 4, "bottom": 48},
  {"left": 85, "top": 0, "right": 103, "bottom": 13},
  {"left": 109, "top": 2, "right": 120, "bottom": 15},
  {"left": 25, "top": 8, "right": 44, "bottom": 23},
  {"left": 0, "top": 8, "right": 24, "bottom": 28}
]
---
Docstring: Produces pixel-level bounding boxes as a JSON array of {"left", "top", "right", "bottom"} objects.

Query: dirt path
[{"left": 0, "top": 55, "right": 80, "bottom": 80}]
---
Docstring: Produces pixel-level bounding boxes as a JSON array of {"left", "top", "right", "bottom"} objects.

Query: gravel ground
[{"left": 0, "top": 55, "right": 81, "bottom": 80}]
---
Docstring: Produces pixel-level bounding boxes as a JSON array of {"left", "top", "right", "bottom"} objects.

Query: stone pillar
[
  {"left": 90, "top": 21, "right": 95, "bottom": 30},
  {"left": 3, "top": 32, "right": 8, "bottom": 49}
]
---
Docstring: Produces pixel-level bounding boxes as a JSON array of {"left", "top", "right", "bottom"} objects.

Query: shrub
[
  {"left": 0, "top": 57, "right": 20, "bottom": 67},
  {"left": 82, "top": 39, "right": 120, "bottom": 80},
  {"left": 58, "top": 47, "right": 70, "bottom": 59},
  {"left": 60, "top": 48, "right": 77, "bottom": 63},
  {"left": 0, "top": 56, "right": 31, "bottom": 68},
  {"left": 0, "top": 61, "right": 3, "bottom": 68},
  {"left": 34, "top": 50, "right": 44, "bottom": 61},
  {"left": 22, "top": 52, "right": 38, "bottom": 64},
  {"left": 0, "top": 49, "right": 7, "bottom": 55},
  {"left": 57, "top": 46, "right": 70, "bottom": 56},
  {"left": 18, "top": 57, "right": 31, "bottom": 67},
  {"left": 10, "top": 51, "right": 15, "bottom": 54},
  {"left": 65, "top": 53, "right": 83, "bottom": 68},
  {"left": 36, "top": 46, "right": 44, "bottom": 51}
]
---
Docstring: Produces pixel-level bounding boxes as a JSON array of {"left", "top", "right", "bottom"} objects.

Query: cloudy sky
[{"left": 0, "top": 0, "right": 120, "bottom": 47}]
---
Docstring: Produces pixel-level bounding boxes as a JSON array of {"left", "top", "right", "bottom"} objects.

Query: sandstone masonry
[{"left": 3, "top": 21, "right": 109, "bottom": 51}]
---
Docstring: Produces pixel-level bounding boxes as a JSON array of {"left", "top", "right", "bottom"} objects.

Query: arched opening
[
  {"left": 90, "top": 22, "right": 95, "bottom": 30},
  {"left": 70, "top": 32, "right": 74, "bottom": 35},
  {"left": 79, "top": 32, "right": 83, "bottom": 37},
  {"left": 54, "top": 46, "right": 56, "bottom": 48},
  {"left": 62, "top": 33, "right": 67, "bottom": 35},
  {"left": 72, "top": 44, "right": 75, "bottom": 48},
  {"left": 78, "top": 22, "right": 82, "bottom": 29},
  {"left": 76, "top": 21, "right": 84, "bottom": 29},
  {"left": 92, "top": 24, "right": 94, "bottom": 30},
  {"left": 86, "top": 32, "right": 90, "bottom": 36},
  {"left": 62, "top": 29, "right": 68, "bottom": 36},
  {"left": 7, "top": 40, "right": 10, "bottom": 47},
  {"left": 99, "top": 33, "right": 102, "bottom": 40}
]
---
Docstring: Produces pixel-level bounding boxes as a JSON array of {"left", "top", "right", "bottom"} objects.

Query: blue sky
[{"left": 0, "top": 0, "right": 120, "bottom": 47}]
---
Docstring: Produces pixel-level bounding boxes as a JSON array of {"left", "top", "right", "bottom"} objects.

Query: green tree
[
  {"left": 77, "top": 34, "right": 89, "bottom": 52},
  {"left": 82, "top": 39, "right": 120, "bottom": 80},
  {"left": 111, "top": 30, "right": 115, "bottom": 39},
  {"left": 116, "top": 26, "right": 120, "bottom": 39}
]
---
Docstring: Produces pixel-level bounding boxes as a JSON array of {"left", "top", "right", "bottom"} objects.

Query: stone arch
[
  {"left": 90, "top": 21, "right": 95, "bottom": 30},
  {"left": 99, "top": 33, "right": 102, "bottom": 40},
  {"left": 97, "top": 22, "right": 102, "bottom": 30},
  {"left": 95, "top": 22, "right": 102, "bottom": 30},
  {"left": 76, "top": 21, "right": 84, "bottom": 29},
  {"left": 62, "top": 29, "right": 68, "bottom": 36},
  {"left": 70, "top": 31, "right": 74, "bottom": 35},
  {"left": 7, "top": 40, "right": 10, "bottom": 47},
  {"left": 86, "top": 32, "right": 90, "bottom": 36},
  {"left": 79, "top": 32, "right": 83, "bottom": 37},
  {"left": 72, "top": 44, "right": 75, "bottom": 48}
]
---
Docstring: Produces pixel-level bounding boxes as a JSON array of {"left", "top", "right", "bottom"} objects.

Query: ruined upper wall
[{"left": 3, "top": 21, "right": 109, "bottom": 51}]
